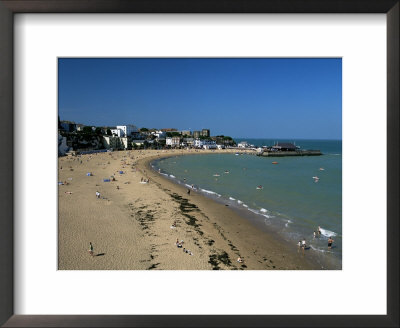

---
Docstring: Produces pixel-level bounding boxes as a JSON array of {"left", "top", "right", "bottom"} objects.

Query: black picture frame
[{"left": 0, "top": 1, "right": 398, "bottom": 327}]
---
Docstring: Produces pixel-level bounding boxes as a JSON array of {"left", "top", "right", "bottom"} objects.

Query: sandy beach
[{"left": 58, "top": 149, "right": 316, "bottom": 270}]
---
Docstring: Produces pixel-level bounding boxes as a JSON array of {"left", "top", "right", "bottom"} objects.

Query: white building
[
  {"left": 238, "top": 141, "right": 249, "bottom": 148},
  {"left": 103, "top": 136, "right": 122, "bottom": 150},
  {"left": 166, "top": 137, "right": 180, "bottom": 147},
  {"left": 132, "top": 140, "right": 145, "bottom": 147},
  {"left": 111, "top": 125, "right": 138, "bottom": 137},
  {"left": 194, "top": 138, "right": 217, "bottom": 149},
  {"left": 111, "top": 128, "right": 123, "bottom": 137},
  {"left": 151, "top": 130, "right": 166, "bottom": 139},
  {"left": 118, "top": 125, "right": 138, "bottom": 137}
]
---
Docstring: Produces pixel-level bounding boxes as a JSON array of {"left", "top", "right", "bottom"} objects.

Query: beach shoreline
[{"left": 58, "top": 148, "right": 319, "bottom": 270}]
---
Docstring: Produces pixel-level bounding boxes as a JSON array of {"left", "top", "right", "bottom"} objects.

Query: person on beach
[
  {"left": 95, "top": 191, "right": 100, "bottom": 199},
  {"left": 328, "top": 237, "right": 334, "bottom": 249},
  {"left": 313, "top": 231, "right": 317, "bottom": 238},
  {"left": 237, "top": 257, "right": 243, "bottom": 263},
  {"left": 88, "top": 242, "right": 94, "bottom": 256},
  {"left": 187, "top": 188, "right": 190, "bottom": 195},
  {"left": 318, "top": 226, "right": 321, "bottom": 235}
]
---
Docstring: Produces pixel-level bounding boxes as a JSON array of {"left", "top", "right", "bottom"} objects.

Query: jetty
[
  {"left": 257, "top": 150, "right": 322, "bottom": 157},
  {"left": 255, "top": 142, "right": 322, "bottom": 157}
]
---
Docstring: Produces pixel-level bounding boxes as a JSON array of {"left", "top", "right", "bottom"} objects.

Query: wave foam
[
  {"left": 260, "top": 208, "right": 268, "bottom": 213},
  {"left": 247, "top": 208, "right": 259, "bottom": 214},
  {"left": 319, "top": 227, "right": 337, "bottom": 237},
  {"left": 229, "top": 197, "right": 236, "bottom": 201},
  {"left": 200, "top": 188, "right": 221, "bottom": 197}
]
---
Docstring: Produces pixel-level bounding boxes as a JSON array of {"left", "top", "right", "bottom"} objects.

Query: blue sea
[{"left": 152, "top": 139, "right": 342, "bottom": 269}]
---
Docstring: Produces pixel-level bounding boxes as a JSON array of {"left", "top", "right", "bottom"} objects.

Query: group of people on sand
[
  {"left": 175, "top": 239, "right": 193, "bottom": 255},
  {"left": 140, "top": 177, "right": 150, "bottom": 183},
  {"left": 297, "top": 239, "right": 308, "bottom": 250},
  {"left": 237, "top": 256, "right": 244, "bottom": 263}
]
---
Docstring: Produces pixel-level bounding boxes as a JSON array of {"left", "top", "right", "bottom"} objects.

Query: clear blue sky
[{"left": 58, "top": 58, "right": 342, "bottom": 139}]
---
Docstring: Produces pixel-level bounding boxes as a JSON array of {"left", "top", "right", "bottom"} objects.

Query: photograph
[{"left": 58, "top": 58, "right": 342, "bottom": 270}]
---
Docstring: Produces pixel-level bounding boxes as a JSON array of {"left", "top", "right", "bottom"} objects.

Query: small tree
[
  {"left": 107, "top": 128, "right": 112, "bottom": 136},
  {"left": 95, "top": 127, "right": 102, "bottom": 135}
]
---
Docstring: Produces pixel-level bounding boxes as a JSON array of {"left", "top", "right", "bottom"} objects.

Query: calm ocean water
[{"left": 152, "top": 139, "right": 342, "bottom": 269}]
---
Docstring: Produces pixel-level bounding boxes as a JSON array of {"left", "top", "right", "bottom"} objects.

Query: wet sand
[{"left": 58, "top": 149, "right": 316, "bottom": 270}]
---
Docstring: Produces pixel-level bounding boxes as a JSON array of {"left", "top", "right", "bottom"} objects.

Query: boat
[
  {"left": 213, "top": 174, "right": 220, "bottom": 177},
  {"left": 235, "top": 153, "right": 239, "bottom": 156},
  {"left": 256, "top": 185, "right": 263, "bottom": 190},
  {"left": 272, "top": 161, "right": 278, "bottom": 164},
  {"left": 224, "top": 170, "right": 229, "bottom": 174}
]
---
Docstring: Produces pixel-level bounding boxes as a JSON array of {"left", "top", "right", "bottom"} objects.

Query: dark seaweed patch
[
  {"left": 217, "top": 251, "right": 231, "bottom": 266},
  {"left": 148, "top": 263, "right": 160, "bottom": 270},
  {"left": 208, "top": 254, "right": 220, "bottom": 270}
]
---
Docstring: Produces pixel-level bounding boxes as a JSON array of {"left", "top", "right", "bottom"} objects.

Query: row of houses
[
  {"left": 59, "top": 118, "right": 236, "bottom": 152},
  {"left": 59, "top": 120, "right": 210, "bottom": 140},
  {"left": 165, "top": 137, "right": 220, "bottom": 149}
]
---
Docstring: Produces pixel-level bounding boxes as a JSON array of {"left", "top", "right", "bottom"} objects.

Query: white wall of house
[
  {"left": 103, "top": 136, "right": 121, "bottom": 149},
  {"left": 194, "top": 139, "right": 216, "bottom": 148},
  {"left": 166, "top": 137, "right": 180, "bottom": 147},
  {"left": 152, "top": 130, "right": 166, "bottom": 139},
  {"left": 111, "top": 128, "right": 123, "bottom": 137},
  {"left": 116, "top": 125, "right": 138, "bottom": 137},
  {"left": 120, "top": 137, "right": 129, "bottom": 149},
  {"left": 132, "top": 140, "right": 145, "bottom": 146}
]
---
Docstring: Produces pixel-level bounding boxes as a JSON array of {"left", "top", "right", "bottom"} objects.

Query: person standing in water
[{"left": 328, "top": 237, "right": 334, "bottom": 249}]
